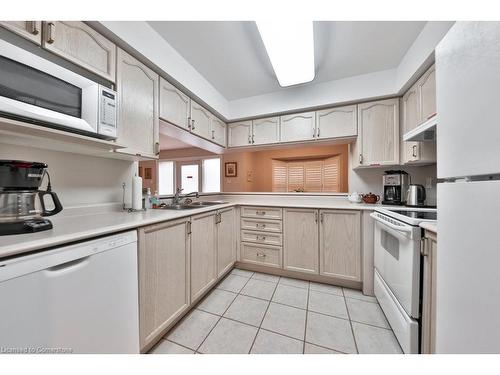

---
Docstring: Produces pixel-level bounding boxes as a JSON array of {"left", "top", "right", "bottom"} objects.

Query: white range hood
[{"left": 403, "top": 114, "right": 437, "bottom": 142}]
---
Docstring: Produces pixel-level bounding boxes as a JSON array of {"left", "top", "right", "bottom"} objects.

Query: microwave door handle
[{"left": 369, "top": 213, "right": 413, "bottom": 234}]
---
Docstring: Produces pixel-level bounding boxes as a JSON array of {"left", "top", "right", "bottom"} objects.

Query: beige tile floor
[{"left": 149, "top": 268, "right": 403, "bottom": 354}]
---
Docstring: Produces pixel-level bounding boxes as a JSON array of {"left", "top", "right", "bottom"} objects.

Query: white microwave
[{"left": 0, "top": 39, "right": 117, "bottom": 139}]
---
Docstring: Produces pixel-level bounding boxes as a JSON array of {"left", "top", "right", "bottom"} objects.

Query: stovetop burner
[{"left": 391, "top": 210, "right": 437, "bottom": 220}]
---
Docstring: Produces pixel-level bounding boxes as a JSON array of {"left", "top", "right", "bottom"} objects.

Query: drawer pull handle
[
  {"left": 257, "top": 236, "right": 267, "bottom": 241},
  {"left": 256, "top": 211, "right": 266, "bottom": 215},
  {"left": 256, "top": 253, "right": 266, "bottom": 258},
  {"left": 256, "top": 223, "right": 266, "bottom": 229}
]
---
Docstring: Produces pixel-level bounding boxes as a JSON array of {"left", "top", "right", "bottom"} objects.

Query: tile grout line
[
  {"left": 342, "top": 287, "right": 360, "bottom": 354},
  {"left": 302, "top": 281, "right": 311, "bottom": 354},
  {"left": 194, "top": 272, "right": 255, "bottom": 354},
  {"left": 247, "top": 275, "right": 281, "bottom": 354}
]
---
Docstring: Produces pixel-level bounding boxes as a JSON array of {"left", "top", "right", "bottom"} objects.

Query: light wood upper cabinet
[
  {"left": 190, "top": 212, "right": 217, "bottom": 302},
  {"left": 0, "top": 21, "right": 42, "bottom": 44},
  {"left": 210, "top": 116, "right": 227, "bottom": 147},
  {"left": 159, "top": 78, "right": 191, "bottom": 131},
  {"left": 217, "top": 208, "right": 236, "bottom": 278},
  {"left": 42, "top": 21, "right": 116, "bottom": 82},
  {"left": 116, "top": 48, "right": 159, "bottom": 158},
  {"left": 190, "top": 101, "right": 211, "bottom": 140},
  {"left": 138, "top": 218, "right": 190, "bottom": 350},
  {"left": 315, "top": 105, "right": 357, "bottom": 140},
  {"left": 252, "top": 117, "right": 280, "bottom": 145},
  {"left": 357, "top": 98, "right": 399, "bottom": 166},
  {"left": 283, "top": 208, "right": 319, "bottom": 274},
  {"left": 320, "top": 210, "right": 361, "bottom": 282},
  {"left": 418, "top": 64, "right": 436, "bottom": 122},
  {"left": 280, "top": 111, "right": 316, "bottom": 143},
  {"left": 228, "top": 121, "right": 252, "bottom": 147},
  {"left": 401, "top": 65, "right": 436, "bottom": 165}
]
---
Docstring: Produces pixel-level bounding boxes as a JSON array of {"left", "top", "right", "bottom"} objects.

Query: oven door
[
  {"left": 370, "top": 212, "right": 421, "bottom": 318},
  {"left": 0, "top": 39, "right": 101, "bottom": 137}
]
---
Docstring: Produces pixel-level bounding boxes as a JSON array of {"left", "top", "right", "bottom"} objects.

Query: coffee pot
[{"left": 0, "top": 160, "right": 63, "bottom": 235}]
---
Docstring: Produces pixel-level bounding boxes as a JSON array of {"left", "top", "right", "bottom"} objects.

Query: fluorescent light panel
[{"left": 256, "top": 20, "right": 315, "bottom": 87}]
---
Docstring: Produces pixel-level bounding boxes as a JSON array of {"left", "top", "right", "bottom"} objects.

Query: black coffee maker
[
  {"left": 0, "top": 160, "right": 63, "bottom": 235},
  {"left": 382, "top": 170, "right": 409, "bottom": 205}
]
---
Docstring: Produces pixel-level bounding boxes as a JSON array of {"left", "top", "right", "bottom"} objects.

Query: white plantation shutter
[
  {"left": 304, "top": 160, "right": 323, "bottom": 192},
  {"left": 272, "top": 160, "right": 288, "bottom": 192},
  {"left": 287, "top": 162, "right": 305, "bottom": 192},
  {"left": 323, "top": 155, "right": 341, "bottom": 192}
]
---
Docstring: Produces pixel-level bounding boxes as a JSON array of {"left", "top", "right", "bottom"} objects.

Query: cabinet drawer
[
  {"left": 240, "top": 218, "right": 282, "bottom": 233},
  {"left": 241, "top": 206, "right": 282, "bottom": 220},
  {"left": 241, "top": 230, "right": 282, "bottom": 246},
  {"left": 241, "top": 243, "right": 282, "bottom": 268}
]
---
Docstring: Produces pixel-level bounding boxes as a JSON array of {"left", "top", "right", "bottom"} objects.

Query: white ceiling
[{"left": 148, "top": 21, "right": 426, "bottom": 101}]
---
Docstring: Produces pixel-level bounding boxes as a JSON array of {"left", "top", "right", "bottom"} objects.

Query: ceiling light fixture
[{"left": 256, "top": 20, "right": 315, "bottom": 87}]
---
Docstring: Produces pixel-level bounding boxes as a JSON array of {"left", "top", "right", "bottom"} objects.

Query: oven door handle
[{"left": 370, "top": 213, "right": 413, "bottom": 233}]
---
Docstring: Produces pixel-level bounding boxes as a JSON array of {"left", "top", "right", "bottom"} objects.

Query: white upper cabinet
[
  {"left": 252, "top": 117, "right": 280, "bottom": 145},
  {"left": 228, "top": 121, "right": 252, "bottom": 147},
  {"left": 210, "top": 115, "right": 226, "bottom": 147},
  {"left": 401, "top": 86, "right": 421, "bottom": 163},
  {"left": 116, "top": 48, "right": 159, "bottom": 158},
  {"left": 356, "top": 98, "right": 399, "bottom": 167},
  {"left": 417, "top": 64, "right": 437, "bottom": 122},
  {"left": 0, "top": 21, "right": 42, "bottom": 44},
  {"left": 315, "top": 105, "right": 357, "bottom": 139},
  {"left": 42, "top": 21, "right": 116, "bottom": 82},
  {"left": 280, "top": 111, "right": 316, "bottom": 143},
  {"left": 190, "top": 101, "right": 211, "bottom": 140},
  {"left": 159, "top": 78, "right": 191, "bottom": 131}
]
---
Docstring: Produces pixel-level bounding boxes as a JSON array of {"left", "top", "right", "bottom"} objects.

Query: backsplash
[{"left": 0, "top": 143, "right": 137, "bottom": 208}]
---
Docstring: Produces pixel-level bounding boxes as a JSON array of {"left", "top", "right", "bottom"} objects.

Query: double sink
[{"left": 159, "top": 201, "right": 227, "bottom": 210}]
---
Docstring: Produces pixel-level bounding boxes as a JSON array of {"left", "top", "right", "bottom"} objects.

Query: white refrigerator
[{"left": 436, "top": 21, "right": 500, "bottom": 353}]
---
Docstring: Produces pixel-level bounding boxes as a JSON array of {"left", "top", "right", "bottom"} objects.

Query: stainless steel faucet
[{"left": 171, "top": 188, "right": 199, "bottom": 205}]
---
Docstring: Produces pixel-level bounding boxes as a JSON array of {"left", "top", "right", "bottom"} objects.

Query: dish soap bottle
[
  {"left": 144, "top": 188, "right": 152, "bottom": 209},
  {"left": 152, "top": 191, "right": 159, "bottom": 209}
]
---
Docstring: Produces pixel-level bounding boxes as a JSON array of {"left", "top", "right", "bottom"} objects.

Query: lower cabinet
[
  {"left": 217, "top": 207, "right": 236, "bottom": 278},
  {"left": 283, "top": 208, "right": 319, "bottom": 274},
  {"left": 190, "top": 211, "right": 217, "bottom": 302},
  {"left": 319, "top": 210, "right": 361, "bottom": 281},
  {"left": 421, "top": 230, "right": 437, "bottom": 354},
  {"left": 137, "top": 218, "right": 190, "bottom": 350}
]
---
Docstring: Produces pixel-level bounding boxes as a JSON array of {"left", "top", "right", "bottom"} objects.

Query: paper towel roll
[{"left": 132, "top": 174, "right": 143, "bottom": 210}]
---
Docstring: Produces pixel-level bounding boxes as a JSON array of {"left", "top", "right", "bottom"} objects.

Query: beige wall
[{"left": 222, "top": 144, "right": 349, "bottom": 192}]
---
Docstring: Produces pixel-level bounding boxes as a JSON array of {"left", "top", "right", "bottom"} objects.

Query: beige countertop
[
  {"left": 420, "top": 221, "right": 437, "bottom": 234},
  {"left": 0, "top": 195, "right": 403, "bottom": 259}
]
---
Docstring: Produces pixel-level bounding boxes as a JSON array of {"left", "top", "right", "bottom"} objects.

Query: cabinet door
[
  {"left": 43, "top": 21, "right": 116, "bottom": 82},
  {"left": 401, "top": 85, "right": 421, "bottom": 163},
  {"left": 280, "top": 112, "right": 316, "bottom": 142},
  {"left": 217, "top": 208, "right": 235, "bottom": 277},
  {"left": 0, "top": 21, "right": 41, "bottom": 44},
  {"left": 283, "top": 208, "right": 319, "bottom": 274},
  {"left": 357, "top": 98, "right": 399, "bottom": 166},
  {"left": 159, "top": 77, "right": 190, "bottom": 130},
  {"left": 319, "top": 210, "right": 361, "bottom": 281},
  {"left": 316, "top": 105, "right": 357, "bottom": 139},
  {"left": 138, "top": 218, "right": 190, "bottom": 350},
  {"left": 228, "top": 121, "right": 252, "bottom": 147},
  {"left": 190, "top": 101, "right": 211, "bottom": 140},
  {"left": 252, "top": 117, "right": 280, "bottom": 145},
  {"left": 191, "top": 212, "right": 217, "bottom": 302},
  {"left": 210, "top": 116, "right": 227, "bottom": 146},
  {"left": 116, "top": 48, "right": 159, "bottom": 158},
  {"left": 418, "top": 64, "right": 436, "bottom": 122}
]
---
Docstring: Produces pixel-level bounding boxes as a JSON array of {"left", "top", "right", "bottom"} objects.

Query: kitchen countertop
[
  {"left": 420, "top": 221, "right": 437, "bottom": 233},
  {"left": 0, "top": 196, "right": 405, "bottom": 259}
]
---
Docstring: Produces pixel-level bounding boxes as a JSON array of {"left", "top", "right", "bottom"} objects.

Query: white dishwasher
[{"left": 0, "top": 231, "right": 139, "bottom": 354}]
